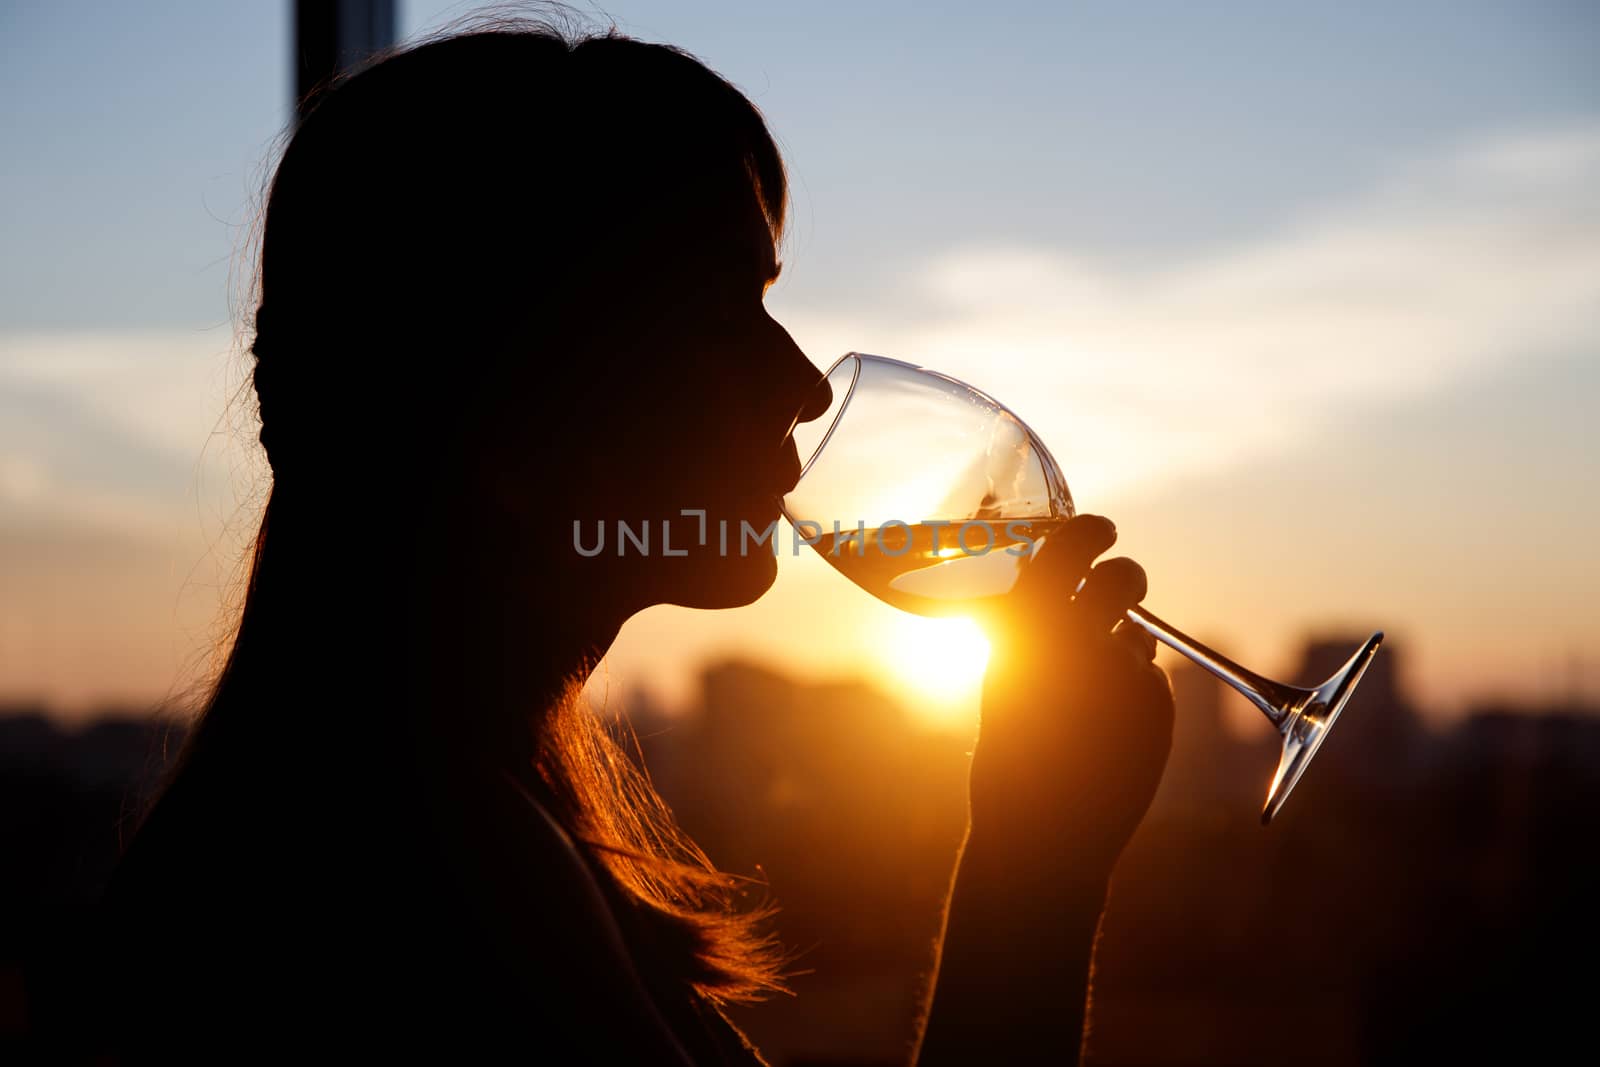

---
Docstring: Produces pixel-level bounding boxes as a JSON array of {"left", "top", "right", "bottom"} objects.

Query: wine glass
[{"left": 783, "top": 353, "right": 1383, "bottom": 824}]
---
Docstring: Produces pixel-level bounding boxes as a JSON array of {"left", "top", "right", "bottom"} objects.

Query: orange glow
[{"left": 877, "top": 615, "right": 990, "bottom": 725}]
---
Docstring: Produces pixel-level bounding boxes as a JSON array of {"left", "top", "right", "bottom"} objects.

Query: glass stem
[{"left": 1124, "top": 606, "right": 1309, "bottom": 727}]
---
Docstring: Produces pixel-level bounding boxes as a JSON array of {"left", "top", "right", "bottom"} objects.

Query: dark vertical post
[{"left": 293, "top": 0, "right": 397, "bottom": 120}]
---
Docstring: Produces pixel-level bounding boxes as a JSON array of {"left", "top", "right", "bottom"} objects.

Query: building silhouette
[{"left": 4, "top": 634, "right": 1598, "bottom": 1065}]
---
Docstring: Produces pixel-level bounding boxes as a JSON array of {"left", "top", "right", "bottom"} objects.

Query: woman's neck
[
  {"left": 230, "top": 477, "right": 640, "bottom": 782},
  {"left": 397, "top": 504, "right": 627, "bottom": 772}
]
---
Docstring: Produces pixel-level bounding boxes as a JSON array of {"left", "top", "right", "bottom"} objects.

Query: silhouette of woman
[{"left": 100, "top": 18, "right": 1173, "bottom": 1066}]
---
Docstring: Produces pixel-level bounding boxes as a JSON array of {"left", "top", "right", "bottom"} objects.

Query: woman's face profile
[{"left": 521, "top": 192, "right": 829, "bottom": 615}]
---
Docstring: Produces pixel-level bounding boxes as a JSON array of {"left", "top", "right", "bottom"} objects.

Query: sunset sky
[{"left": 2, "top": 1, "right": 1596, "bottom": 726}]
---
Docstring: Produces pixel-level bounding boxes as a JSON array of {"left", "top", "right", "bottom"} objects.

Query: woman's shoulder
[
  {"left": 464, "top": 770, "right": 635, "bottom": 955},
  {"left": 465, "top": 772, "right": 770, "bottom": 1065},
  {"left": 427, "top": 769, "right": 702, "bottom": 1064}
]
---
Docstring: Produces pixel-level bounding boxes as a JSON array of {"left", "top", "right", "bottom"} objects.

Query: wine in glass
[{"left": 783, "top": 353, "right": 1383, "bottom": 824}]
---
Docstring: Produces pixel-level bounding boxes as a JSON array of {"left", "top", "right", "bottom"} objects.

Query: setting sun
[{"left": 880, "top": 615, "right": 992, "bottom": 717}]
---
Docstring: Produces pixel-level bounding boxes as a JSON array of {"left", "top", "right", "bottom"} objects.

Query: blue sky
[
  {"left": 3, "top": 2, "right": 1596, "bottom": 326},
  {"left": 1, "top": 2, "right": 1597, "bottom": 715}
]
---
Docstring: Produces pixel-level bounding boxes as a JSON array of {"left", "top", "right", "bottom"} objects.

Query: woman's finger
[
  {"left": 1113, "top": 618, "right": 1158, "bottom": 662},
  {"left": 1012, "top": 515, "right": 1116, "bottom": 601},
  {"left": 1073, "top": 556, "right": 1147, "bottom": 633}
]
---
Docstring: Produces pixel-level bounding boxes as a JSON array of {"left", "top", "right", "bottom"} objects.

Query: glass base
[{"left": 1261, "top": 632, "right": 1385, "bottom": 824}]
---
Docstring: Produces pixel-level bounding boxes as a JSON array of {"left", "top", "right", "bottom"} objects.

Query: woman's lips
[{"left": 776, "top": 439, "right": 803, "bottom": 496}]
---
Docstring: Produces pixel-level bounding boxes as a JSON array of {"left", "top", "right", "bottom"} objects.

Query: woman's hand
[
  {"left": 970, "top": 514, "right": 1175, "bottom": 880},
  {"left": 915, "top": 515, "right": 1174, "bottom": 1064}
]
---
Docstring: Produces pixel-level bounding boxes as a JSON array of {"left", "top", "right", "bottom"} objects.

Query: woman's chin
[{"left": 666, "top": 550, "right": 778, "bottom": 610}]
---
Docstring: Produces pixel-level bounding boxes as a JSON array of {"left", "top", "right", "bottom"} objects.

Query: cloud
[
  {"left": 777, "top": 124, "right": 1600, "bottom": 502},
  {"left": 0, "top": 329, "right": 256, "bottom": 541},
  {"left": 0, "top": 331, "right": 255, "bottom": 709}
]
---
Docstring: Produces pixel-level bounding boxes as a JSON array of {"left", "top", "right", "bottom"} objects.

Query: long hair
[{"left": 142, "top": 16, "right": 791, "bottom": 1009}]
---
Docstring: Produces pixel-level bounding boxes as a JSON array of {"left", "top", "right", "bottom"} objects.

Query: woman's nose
[{"left": 766, "top": 317, "right": 832, "bottom": 428}]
